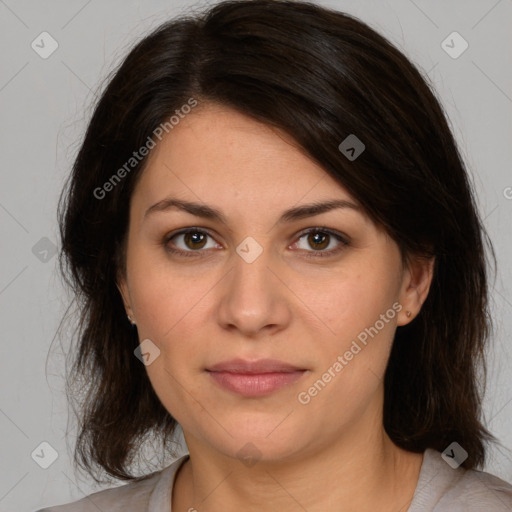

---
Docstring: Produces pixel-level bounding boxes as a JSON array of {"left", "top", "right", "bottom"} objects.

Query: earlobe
[{"left": 397, "top": 256, "right": 435, "bottom": 326}]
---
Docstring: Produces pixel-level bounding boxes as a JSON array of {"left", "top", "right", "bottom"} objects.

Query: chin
[{"left": 199, "top": 414, "right": 311, "bottom": 462}]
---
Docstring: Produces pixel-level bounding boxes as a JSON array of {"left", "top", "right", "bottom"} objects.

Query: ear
[
  {"left": 396, "top": 255, "right": 435, "bottom": 326},
  {"left": 116, "top": 271, "right": 135, "bottom": 321}
]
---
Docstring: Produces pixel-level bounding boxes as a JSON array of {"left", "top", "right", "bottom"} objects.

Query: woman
[{"left": 38, "top": 0, "right": 512, "bottom": 510}]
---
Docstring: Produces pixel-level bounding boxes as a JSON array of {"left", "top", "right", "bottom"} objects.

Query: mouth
[{"left": 205, "top": 358, "right": 308, "bottom": 397}]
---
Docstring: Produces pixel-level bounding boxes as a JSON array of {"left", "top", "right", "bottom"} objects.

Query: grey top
[{"left": 36, "top": 448, "right": 512, "bottom": 511}]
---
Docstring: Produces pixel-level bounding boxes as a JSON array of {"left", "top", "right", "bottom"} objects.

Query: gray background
[{"left": 0, "top": 0, "right": 511, "bottom": 510}]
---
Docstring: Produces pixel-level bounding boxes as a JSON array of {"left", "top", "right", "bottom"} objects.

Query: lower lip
[{"left": 207, "top": 371, "right": 306, "bottom": 397}]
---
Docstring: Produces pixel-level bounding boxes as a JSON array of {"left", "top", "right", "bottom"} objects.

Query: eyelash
[{"left": 163, "top": 227, "right": 349, "bottom": 259}]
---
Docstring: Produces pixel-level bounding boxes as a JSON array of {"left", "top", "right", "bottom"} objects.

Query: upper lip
[{"left": 206, "top": 358, "right": 305, "bottom": 374}]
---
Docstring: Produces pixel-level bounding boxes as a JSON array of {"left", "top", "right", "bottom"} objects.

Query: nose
[{"left": 216, "top": 244, "right": 292, "bottom": 338}]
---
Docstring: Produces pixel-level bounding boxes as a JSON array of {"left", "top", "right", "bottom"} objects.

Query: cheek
[
  {"left": 128, "top": 261, "right": 211, "bottom": 419},
  {"left": 299, "top": 263, "right": 399, "bottom": 343},
  {"left": 296, "top": 263, "right": 400, "bottom": 395},
  {"left": 127, "top": 246, "right": 209, "bottom": 337},
  {"left": 127, "top": 256, "right": 223, "bottom": 404}
]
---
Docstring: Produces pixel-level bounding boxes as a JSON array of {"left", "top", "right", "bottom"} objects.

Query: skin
[{"left": 118, "top": 103, "right": 435, "bottom": 512}]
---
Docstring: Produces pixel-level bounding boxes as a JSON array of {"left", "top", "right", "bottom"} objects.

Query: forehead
[{"left": 131, "top": 104, "right": 360, "bottom": 220}]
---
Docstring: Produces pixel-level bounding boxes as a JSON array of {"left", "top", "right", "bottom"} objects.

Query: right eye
[{"left": 164, "top": 228, "right": 221, "bottom": 257}]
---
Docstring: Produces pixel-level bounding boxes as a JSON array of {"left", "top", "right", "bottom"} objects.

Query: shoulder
[
  {"left": 410, "top": 448, "right": 512, "bottom": 511},
  {"left": 443, "top": 468, "right": 512, "bottom": 509},
  {"left": 35, "top": 455, "right": 188, "bottom": 512},
  {"left": 34, "top": 474, "right": 159, "bottom": 512}
]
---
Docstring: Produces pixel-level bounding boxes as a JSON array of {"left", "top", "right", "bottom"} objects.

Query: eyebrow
[{"left": 143, "top": 197, "right": 362, "bottom": 225}]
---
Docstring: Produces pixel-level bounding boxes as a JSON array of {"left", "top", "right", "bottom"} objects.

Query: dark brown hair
[{"left": 58, "top": 0, "right": 497, "bottom": 483}]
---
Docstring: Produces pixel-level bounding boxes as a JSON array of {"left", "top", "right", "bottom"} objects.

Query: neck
[{"left": 172, "top": 415, "right": 423, "bottom": 512}]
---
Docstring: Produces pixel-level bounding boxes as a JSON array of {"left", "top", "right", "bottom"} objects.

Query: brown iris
[
  {"left": 308, "top": 231, "right": 329, "bottom": 250},
  {"left": 184, "top": 231, "right": 208, "bottom": 250}
]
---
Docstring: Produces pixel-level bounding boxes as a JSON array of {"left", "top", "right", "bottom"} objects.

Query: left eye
[{"left": 291, "top": 228, "right": 348, "bottom": 256}]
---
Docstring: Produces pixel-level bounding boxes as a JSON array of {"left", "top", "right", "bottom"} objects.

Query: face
[{"left": 118, "top": 103, "right": 433, "bottom": 464}]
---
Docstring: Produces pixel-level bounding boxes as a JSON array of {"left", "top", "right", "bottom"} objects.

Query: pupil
[
  {"left": 309, "top": 232, "right": 328, "bottom": 250},
  {"left": 186, "top": 232, "right": 206, "bottom": 249}
]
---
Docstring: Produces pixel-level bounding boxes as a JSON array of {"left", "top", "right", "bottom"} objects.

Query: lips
[
  {"left": 206, "top": 358, "right": 307, "bottom": 397},
  {"left": 206, "top": 358, "right": 305, "bottom": 374}
]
